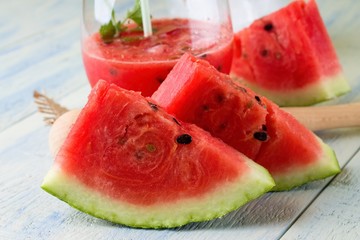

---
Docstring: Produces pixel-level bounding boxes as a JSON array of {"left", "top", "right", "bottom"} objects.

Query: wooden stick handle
[{"left": 283, "top": 102, "right": 360, "bottom": 131}]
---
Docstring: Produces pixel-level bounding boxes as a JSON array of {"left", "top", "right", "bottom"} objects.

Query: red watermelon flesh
[
  {"left": 152, "top": 53, "right": 340, "bottom": 190},
  {"left": 153, "top": 53, "right": 268, "bottom": 160},
  {"left": 231, "top": 0, "right": 350, "bottom": 106},
  {"left": 42, "top": 80, "right": 274, "bottom": 228}
]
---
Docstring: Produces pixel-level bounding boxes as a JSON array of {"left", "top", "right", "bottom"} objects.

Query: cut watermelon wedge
[
  {"left": 152, "top": 53, "right": 340, "bottom": 191},
  {"left": 42, "top": 80, "right": 274, "bottom": 228},
  {"left": 230, "top": 0, "right": 350, "bottom": 106}
]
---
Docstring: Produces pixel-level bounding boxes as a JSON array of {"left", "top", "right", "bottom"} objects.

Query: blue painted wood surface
[{"left": 0, "top": 0, "right": 359, "bottom": 239}]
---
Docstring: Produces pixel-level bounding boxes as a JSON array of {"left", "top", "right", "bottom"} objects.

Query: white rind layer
[
  {"left": 231, "top": 73, "right": 351, "bottom": 107},
  {"left": 41, "top": 159, "right": 275, "bottom": 228}
]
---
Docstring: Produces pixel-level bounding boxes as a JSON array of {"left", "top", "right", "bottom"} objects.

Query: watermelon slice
[
  {"left": 42, "top": 80, "right": 274, "bottom": 228},
  {"left": 152, "top": 53, "right": 340, "bottom": 191},
  {"left": 230, "top": 0, "right": 350, "bottom": 106}
]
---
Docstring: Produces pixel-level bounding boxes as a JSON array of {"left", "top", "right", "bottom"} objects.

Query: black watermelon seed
[
  {"left": 262, "top": 124, "right": 267, "bottom": 131},
  {"left": 156, "top": 77, "right": 165, "bottom": 83},
  {"left": 230, "top": 81, "right": 248, "bottom": 93},
  {"left": 134, "top": 113, "right": 144, "bottom": 120},
  {"left": 176, "top": 134, "right": 192, "bottom": 144},
  {"left": 109, "top": 68, "right": 118, "bottom": 76},
  {"left": 118, "top": 136, "right": 128, "bottom": 145},
  {"left": 261, "top": 49, "right": 269, "bottom": 57},
  {"left": 253, "top": 131, "right": 268, "bottom": 142},
  {"left": 237, "top": 86, "right": 248, "bottom": 93},
  {"left": 199, "top": 53, "right": 208, "bottom": 59},
  {"left": 173, "top": 117, "right": 181, "bottom": 126},
  {"left": 181, "top": 46, "right": 191, "bottom": 51},
  {"left": 255, "top": 95, "right": 261, "bottom": 102},
  {"left": 216, "top": 94, "right": 225, "bottom": 103},
  {"left": 264, "top": 23, "right": 274, "bottom": 32},
  {"left": 148, "top": 102, "right": 158, "bottom": 111},
  {"left": 219, "top": 123, "right": 227, "bottom": 130},
  {"left": 202, "top": 105, "right": 210, "bottom": 111}
]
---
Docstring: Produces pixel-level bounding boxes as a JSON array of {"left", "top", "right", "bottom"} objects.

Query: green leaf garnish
[
  {"left": 99, "top": 20, "right": 117, "bottom": 43},
  {"left": 126, "top": 0, "right": 143, "bottom": 27},
  {"left": 99, "top": 0, "right": 146, "bottom": 43}
]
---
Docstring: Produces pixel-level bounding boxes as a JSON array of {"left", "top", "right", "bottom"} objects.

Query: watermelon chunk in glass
[
  {"left": 152, "top": 53, "right": 340, "bottom": 191},
  {"left": 41, "top": 80, "right": 274, "bottom": 228},
  {"left": 230, "top": 0, "right": 350, "bottom": 106}
]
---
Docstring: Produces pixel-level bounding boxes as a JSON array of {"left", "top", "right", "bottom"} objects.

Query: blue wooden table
[{"left": 0, "top": 0, "right": 359, "bottom": 239}]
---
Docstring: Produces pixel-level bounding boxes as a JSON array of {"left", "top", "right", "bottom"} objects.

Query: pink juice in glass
[{"left": 82, "top": 18, "right": 234, "bottom": 96}]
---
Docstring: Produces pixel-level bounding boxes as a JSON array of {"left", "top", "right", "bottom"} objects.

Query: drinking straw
[{"left": 140, "top": 0, "right": 153, "bottom": 37}]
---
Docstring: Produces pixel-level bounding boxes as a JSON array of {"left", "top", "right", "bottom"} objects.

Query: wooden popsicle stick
[{"left": 283, "top": 102, "right": 360, "bottom": 131}]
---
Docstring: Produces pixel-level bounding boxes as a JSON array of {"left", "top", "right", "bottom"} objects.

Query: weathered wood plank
[
  {"left": 280, "top": 149, "right": 360, "bottom": 240},
  {"left": 0, "top": 19, "right": 87, "bottom": 132},
  {"left": 0, "top": 0, "right": 81, "bottom": 48},
  {"left": 0, "top": 0, "right": 88, "bottom": 133}
]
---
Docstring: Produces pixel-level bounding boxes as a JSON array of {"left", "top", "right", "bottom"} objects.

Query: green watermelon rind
[
  {"left": 41, "top": 159, "right": 275, "bottom": 229},
  {"left": 271, "top": 137, "right": 340, "bottom": 191},
  {"left": 232, "top": 73, "right": 351, "bottom": 107}
]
